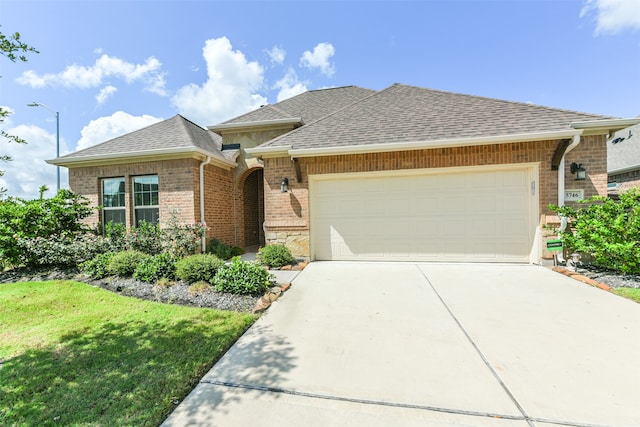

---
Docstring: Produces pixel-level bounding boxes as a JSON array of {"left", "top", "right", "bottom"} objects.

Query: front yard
[{"left": 0, "top": 280, "right": 255, "bottom": 426}]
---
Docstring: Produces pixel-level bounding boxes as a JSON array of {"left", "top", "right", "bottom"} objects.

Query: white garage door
[{"left": 311, "top": 166, "right": 538, "bottom": 262}]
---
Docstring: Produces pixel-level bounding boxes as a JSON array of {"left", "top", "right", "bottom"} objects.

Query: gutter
[
  {"left": 248, "top": 130, "right": 582, "bottom": 158},
  {"left": 47, "top": 147, "right": 237, "bottom": 169},
  {"left": 199, "top": 156, "right": 212, "bottom": 253}
]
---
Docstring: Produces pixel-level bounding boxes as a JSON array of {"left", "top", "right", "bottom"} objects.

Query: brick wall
[
  {"left": 68, "top": 159, "right": 236, "bottom": 242},
  {"left": 263, "top": 135, "right": 608, "bottom": 258},
  {"left": 609, "top": 169, "right": 640, "bottom": 192}
]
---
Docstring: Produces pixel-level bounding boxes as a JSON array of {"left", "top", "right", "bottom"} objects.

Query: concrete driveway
[{"left": 162, "top": 262, "right": 640, "bottom": 427}]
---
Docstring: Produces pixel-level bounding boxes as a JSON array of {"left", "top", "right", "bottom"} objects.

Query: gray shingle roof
[
  {"left": 608, "top": 123, "right": 640, "bottom": 173},
  {"left": 222, "top": 86, "right": 376, "bottom": 125},
  {"left": 259, "top": 84, "right": 615, "bottom": 150},
  {"left": 57, "top": 114, "right": 225, "bottom": 161}
]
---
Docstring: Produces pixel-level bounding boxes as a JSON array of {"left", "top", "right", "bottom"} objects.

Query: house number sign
[{"left": 564, "top": 189, "right": 584, "bottom": 202}]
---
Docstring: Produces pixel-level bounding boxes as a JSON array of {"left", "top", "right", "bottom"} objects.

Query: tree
[{"left": 0, "top": 28, "right": 39, "bottom": 194}]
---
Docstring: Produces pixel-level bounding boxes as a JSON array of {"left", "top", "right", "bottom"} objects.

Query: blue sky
[{"left": 1, "top": 0, "right": 639, "bottom": 198}]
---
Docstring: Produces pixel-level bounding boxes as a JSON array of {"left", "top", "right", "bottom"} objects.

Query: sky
[{"left": 1, "top": 0, "right": 639, "bottom": 199}]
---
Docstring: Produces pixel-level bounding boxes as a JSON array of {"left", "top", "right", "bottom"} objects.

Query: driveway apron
[{"left": 162, "top": 262, "right": 640, "bottom": 427}]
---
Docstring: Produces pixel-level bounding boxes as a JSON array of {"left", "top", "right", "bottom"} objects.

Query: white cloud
[
  {"left": 96, "top": 85, "right": 118, "bottom": 105},
  {"left": 0, "top": 124, "right": 69, "bottom": 199},
  {"left": 300, "top": 42, "right": 336, "bottom": 77},
  {"left": 267, "top": 46, "right": 286, "bottom": 64},
  {"left": 581, "top": 0, "right": 640, "bottom": 34},
  {"left": 76, "top": 112, "right": 162, "bottom": 151},
  {"left": 275, "top": 68, "right": 308, "bottom": 102},
  {"left": 172, "top": 37, "right": 267, "bottom": 126},
  {"left": 16, "top": 54, "right": 168, "bottom": 96}
]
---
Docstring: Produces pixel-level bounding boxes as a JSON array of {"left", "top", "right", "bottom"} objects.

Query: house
[
  {"left": 608, "top": 122, "right": 640, "bottom": 197},
  {"left": 50, "top": 83, "right": 638, "bottom": 263}
]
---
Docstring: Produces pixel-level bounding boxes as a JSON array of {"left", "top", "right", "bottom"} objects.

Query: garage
[{"left": 310, "top": 165, "right": 539, "bottom": 262}]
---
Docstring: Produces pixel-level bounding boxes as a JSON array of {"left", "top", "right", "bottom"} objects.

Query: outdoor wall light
[
  {"left": 281, "top": 177, "right": 289, "bottom": 193},
  {"left": 570, "top": 162, "right": 587, "bottom": 181}
]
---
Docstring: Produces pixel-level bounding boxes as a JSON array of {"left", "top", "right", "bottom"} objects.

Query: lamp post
[{"left": 27, "top": 102, "right": 60, "bottom": 191}]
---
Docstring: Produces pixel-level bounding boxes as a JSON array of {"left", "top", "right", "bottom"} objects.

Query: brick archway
[{"left": 240, "top": 168, "right": 264, "bottom": 248}]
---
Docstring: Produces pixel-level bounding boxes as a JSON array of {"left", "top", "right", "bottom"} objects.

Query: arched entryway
[{"left": 242, "top": 168, "right": 264, "bottom": 248}]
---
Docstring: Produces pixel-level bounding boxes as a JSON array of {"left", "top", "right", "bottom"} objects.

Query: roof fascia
[
  {"left": 284, "top": 130, "right": 582, "bottom": 158},
  {"left": 608, "top": 164, "right": 640, "bottom": 176},
  {"left": 47, "top": 147, "right": 237, "bottom": 169},
  {"left": 208, "top": 118, "right": 303, "bottom": 135},
  {"left": 245, "top": 145, "right": 293, "bottom": 158},
  {"left": 571, "top": 118, "right": 640, "bottom": 136}
]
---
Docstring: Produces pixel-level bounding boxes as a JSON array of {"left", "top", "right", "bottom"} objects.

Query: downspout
[
  {"left": 200, "top": 156, "right": 212, "bottom": 253},
  {"left": 556, "top": 133, "right": 582, "bottom": 263}
]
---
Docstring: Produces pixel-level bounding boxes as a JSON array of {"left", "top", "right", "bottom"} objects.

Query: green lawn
[
  {"left": 0, "top": 280, "right": 256, "bottom": 426},
  {"left": 613, "top": 287, "right": 640, "bottom": 304}
]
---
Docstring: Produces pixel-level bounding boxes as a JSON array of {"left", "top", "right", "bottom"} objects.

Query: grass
[
  {"left": 0, "top": 280, "right": 256, "bottom": 426},
  {"left": 612, "top": 287, "right": 640, "bottom": 304}
]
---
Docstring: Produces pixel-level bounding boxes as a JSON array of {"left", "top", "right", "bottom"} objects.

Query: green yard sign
[{"left": 546, "top": 239, "right": 563, "bottom": 252}]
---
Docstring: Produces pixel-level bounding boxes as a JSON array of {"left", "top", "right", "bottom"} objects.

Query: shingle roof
[
  {"left": 259, "top": 84, "right": 615, "bottom": 150},
  {"left": 221, "top": 86, "right": 376, "bottom": 125},
  {"left": 57, "top": 114, "right": 226, "bottom": 161},
  {"left": 608, "top": 123, "right": 640, "bottom": 173}
]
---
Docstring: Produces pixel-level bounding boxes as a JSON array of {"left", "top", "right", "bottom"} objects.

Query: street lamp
[{"left": 27, "top": 102, "right": 60, "bottom": 191}]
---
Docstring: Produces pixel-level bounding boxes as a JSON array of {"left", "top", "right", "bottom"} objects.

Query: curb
[{"left": 550, "top": 266, "right": 612, "bottom": 292}]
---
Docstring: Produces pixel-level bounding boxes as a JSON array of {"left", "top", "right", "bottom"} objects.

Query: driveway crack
[{"left": 415, "top": 264, "right": 536, "bottom": 427}]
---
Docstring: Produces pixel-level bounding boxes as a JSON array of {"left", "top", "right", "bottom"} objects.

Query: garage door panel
[{"left": 312, "top": 167, "right": 536, "bottom": 262}]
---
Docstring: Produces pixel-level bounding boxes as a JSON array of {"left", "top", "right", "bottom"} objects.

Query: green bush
[
  {"left": 81, "top": 252, "right": 116, "bottom": 279},
  {"left": 133, "top": 252, "right": 177, "bottom": 282},
  {"left": 550, "top": 188, "right": 640, "bottom": 274},
  {"left": 161, "top": 213, "right": 208, "bottom": 258},
  {"left": 214, "top": 257, "right": 272, "bottom": 296},
  {"left": 0, "top": 189, "right": 93, "bottom": 267},
  {"left": 107, "top": 250, "right": 150, "bottom": 277},
  {"left": 175, "top": 254, "right": 224, "bottom": 284},
  {"left": 257, "top": 244, "right": 296, "bottom": 268},
  {"left": 17, "top": 232, "right": 113, "bottom": 267},
  {"left": 206, "top": 238, "right": 245, "bottom": 260},
  {"left": 126, "top": 220, "right": 162, "bottom": 255}
]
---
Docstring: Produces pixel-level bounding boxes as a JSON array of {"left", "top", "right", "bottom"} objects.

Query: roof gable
[
  {"left": 609, "top": 123, "right": 640, "bottom": 173},
  {"left": 54, "top": 115, "right": 232, "bottom": 166},
  {"left": 258, "top": 84, "right": 615, "bottom": 150},
  {"left": 222, "top": 86, "right": 376, "bottom": 126}
]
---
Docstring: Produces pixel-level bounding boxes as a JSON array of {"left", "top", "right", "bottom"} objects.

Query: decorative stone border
[
  {"left": 252, "top": 262, "right": 308, "bottom": 313},
  {"left": 550, "top": 266, "right": 612, "bottom": 292}
]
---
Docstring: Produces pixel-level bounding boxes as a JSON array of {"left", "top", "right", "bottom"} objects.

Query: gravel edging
[{"left": 550, "top": 265, "right": 640, "bottom": 290}]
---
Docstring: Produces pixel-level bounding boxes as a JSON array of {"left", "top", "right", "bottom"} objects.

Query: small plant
[
  {"left": 175, "top": 254, "right": 224, "bottom": 283},
  {"left": 134, "top": 252, "right": 177, "bottom": 282},
  {"left": 188, "top": 280, "right": 212, "bottom": 296},
  {"left": 257, "top": 244, "right": 296, "bottom": 268},
  {"left": 81, "top": 252, "right": 116, "bottom": 279},
  {"left": 155, "top": 277, "right": 174, "bottom": 289},
  {"left": 214, "top": 257, "right": 272, "bottom": 296},
  {"left": 207, "top": 238, "right": 233, "bottom": 260},
  {"left": 107, "top": 250, "right": 150, "bottom": 277}
]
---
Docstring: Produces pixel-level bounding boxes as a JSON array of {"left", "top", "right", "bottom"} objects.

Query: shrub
[
  {"left": 107, "top": 250, "right": 150, "bottom": 277},
  {"left": 155, "top": 277, "right": 174, "bottom": 289},
  {"left": 162, "top": 214, "right": 208, "bottom": 258},
  {"left": 175, "top": 254, "right": 224, "bottom": 284},
  {"left": 126, "top": 221, "right": 162, "bottom": 255},
  {"left": 257, "top": 244, "right": 296, "bottom": 268},
  {"left": 207, "top": 238, "right": 246, "bottom": 260},
  {"left": 0, "top": 189, "right": 93, "bottom": 267},
  {"left": 81, "top": 252, "right": 116, "bottom": 279},
  {"left": 134, "top": 252, "right": 177, "bottom": 282},
  {"left": 550, "top": 188, "right": 640, "bottom": 274},
  {"left": 214, "top": 257, "right": 272, "bottom": 296},
  {"left": 16, "top": 232, "right": 113, "bottom": 267}
]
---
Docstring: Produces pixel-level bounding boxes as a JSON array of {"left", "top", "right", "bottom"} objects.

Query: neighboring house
[
  {"left": 608, "top": 122, "right": 640, "bottom": 197},
  {"left": 50, "top": 83, "right": 638, "bottom": 263}
]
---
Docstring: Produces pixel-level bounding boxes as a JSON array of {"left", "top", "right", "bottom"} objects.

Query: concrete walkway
[{"left": 162, "top": 262, "right": 640, "bottom": 427}]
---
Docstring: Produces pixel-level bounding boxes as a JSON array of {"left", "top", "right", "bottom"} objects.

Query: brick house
[
  {"left": 608, "top": 122, "right": 640, "bottom": 197},
  {"left": 50, "top": 83, "right": 638, "bottom": 263}
]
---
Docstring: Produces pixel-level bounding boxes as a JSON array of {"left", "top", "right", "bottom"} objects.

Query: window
[
  {"left": 102, "top": 177, "right": 126, "bottom": 226},
  {"left": 133, "top": 175, "right": 159, "bottom": 226}
]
